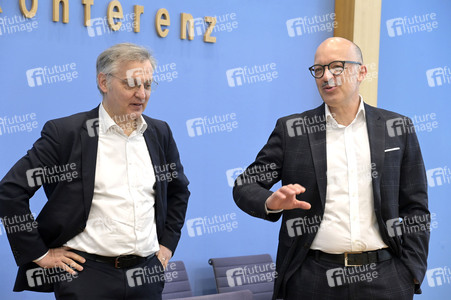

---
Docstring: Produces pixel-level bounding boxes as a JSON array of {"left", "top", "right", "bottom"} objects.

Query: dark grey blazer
[
  {"left": 233, "top": 103, "right": 429, "bottom": 299},
  {"left": 0, "top": 106, "right": 190, "bottom": 292}
]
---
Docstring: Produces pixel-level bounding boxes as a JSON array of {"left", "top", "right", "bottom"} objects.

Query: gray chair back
[{"left": 162, "top": 260, "right": 193, "bottom": 299}]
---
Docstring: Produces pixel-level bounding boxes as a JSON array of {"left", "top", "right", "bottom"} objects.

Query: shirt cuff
[
  {"left": 265, "top": 200, "right": 283, "bottom": 214},
  {"left": 33, "top": 250, "right": 49, "bottom": 263}
]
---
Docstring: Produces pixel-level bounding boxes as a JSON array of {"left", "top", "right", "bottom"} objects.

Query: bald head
[{"left": 314, "top": 37, "right": 363, "bottom": 64}]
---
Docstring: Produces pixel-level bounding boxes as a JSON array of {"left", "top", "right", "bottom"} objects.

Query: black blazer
[
  {"left": 233, "top": 103, "right": 429, "bottom": 299},
  {"left": 0, "top": 106, "right": 190, "bottom": 292}
]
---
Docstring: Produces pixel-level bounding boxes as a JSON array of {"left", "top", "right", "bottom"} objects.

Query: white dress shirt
[
  {"left": 310, "top": 98, "right": 388, "bottom": 253},
  {"left": 65, "top": 103, "right": 159, "bottom": 257}
]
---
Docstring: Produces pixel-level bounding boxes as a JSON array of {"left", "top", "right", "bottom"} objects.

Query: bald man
[{"left": 233, "top": 37, "right": 429, "bottom": 299}]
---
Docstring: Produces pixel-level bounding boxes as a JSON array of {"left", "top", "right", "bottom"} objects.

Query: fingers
[
  {"left": 267, "top": 184, "right": 309, "bottom": 210},
  {"left": 38, "top": 247, "right": 85, "bottom": 275}
]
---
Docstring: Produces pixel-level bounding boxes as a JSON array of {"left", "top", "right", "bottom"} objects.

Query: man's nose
[
  {"left": 135, "top": 84, "right": 146, "bottom": 99},
  {"left": 323, "top": 67, "right": 334, "bottom": 81}
]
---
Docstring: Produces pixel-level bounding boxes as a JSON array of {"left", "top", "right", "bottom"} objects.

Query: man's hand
[
  {"left": 266, "top": 184, "right": 311, "bottom": 211},
  {"left": 35, "top": 247, "right": 86, "bottom": 275},
  {"left": 157, "top": 244, "right": 172, "bottom": 269}
]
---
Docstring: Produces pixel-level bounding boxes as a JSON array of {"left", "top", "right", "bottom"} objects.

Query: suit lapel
[
  {"left": 307, "top": 104, "right": 328, "bottom": 209},
  {"left": 80, "top": 107, "right": 100, "bottom": 220},
  {"left": 364, "top": 104, "right": 385, "bottom": 213}
]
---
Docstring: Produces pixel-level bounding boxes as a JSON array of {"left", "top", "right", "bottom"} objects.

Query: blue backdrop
[{"left": 0, "top": 0, "right": 449, "bottom": 298}]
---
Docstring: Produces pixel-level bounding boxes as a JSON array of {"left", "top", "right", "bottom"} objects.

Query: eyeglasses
[
  {"left": 107, "top": 73, "right": 158, "bottom": 92},
  {"left": 308, "top": 60, "right": 362, "bottom": 79}
]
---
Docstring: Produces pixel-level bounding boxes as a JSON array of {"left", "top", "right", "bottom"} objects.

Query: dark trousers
[
  {"left": 54, "top": 255, "right": 165, "bottom": 300},
  {"left": 285, "top": 255, "right": 415, "bottom": 300}
]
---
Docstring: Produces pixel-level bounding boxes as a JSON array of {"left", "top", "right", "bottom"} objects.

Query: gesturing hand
[
  {"left": 35, "top": 247, "right": 86, "bottom": 275},
  {"left": 266, "top": 184, "right": 311, "bottom": 211}
]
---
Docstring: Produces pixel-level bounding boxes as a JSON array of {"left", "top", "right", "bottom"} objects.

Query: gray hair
[{"left": 96, "top": 43, "right": 157, "bottom": 96}]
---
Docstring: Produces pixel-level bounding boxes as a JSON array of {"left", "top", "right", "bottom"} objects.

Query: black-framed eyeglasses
[
  {"left": 107, "top": 73, "right": 158, "bottom": 92},
  {"left": 308, "top": 60, "right": 362, "bottom": 79}
]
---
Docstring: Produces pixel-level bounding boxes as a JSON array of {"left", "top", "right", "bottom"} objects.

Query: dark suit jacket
[
  {"left": 0, "top": 106, "right": 190, "bottom": 292},
  {"left": 233, "top": 103, "right": 429, "bottom": 299}
]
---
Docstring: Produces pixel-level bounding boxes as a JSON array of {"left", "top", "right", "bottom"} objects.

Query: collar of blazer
[
  {"left": 79, "top": 105, "right": 163, "bottom": 220},
  {"left": 305, "top": 102, "right": 385, "bottom": 210}
]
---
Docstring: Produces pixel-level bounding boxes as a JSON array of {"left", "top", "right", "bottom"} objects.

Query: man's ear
[
  {"left": 98, "top": 73, "right": 109, "bottom": 94},
  {"left": 358, "top": 64, "right": 368, "bottom": 82}
]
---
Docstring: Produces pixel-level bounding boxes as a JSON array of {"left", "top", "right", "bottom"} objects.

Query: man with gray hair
[{"left": 0, "top": 43, "right": 190, "bottom": 299}]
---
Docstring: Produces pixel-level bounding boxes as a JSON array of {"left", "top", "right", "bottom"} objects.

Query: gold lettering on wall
[
  {"left": 19, "top": 0, "right": 38, "bottom": 18},
  {"left": 107, "top": 0, "right": 123, "bottom": 31},
  {"left": 203, "top": 16, "right": 216, "bottom": 43},
  {"left": 155, "top": 8, "right": 170, "bottom": 37},
  {"left": 53, "top": 0, "right": 69, "bottom": 23},
  {"left": 133, "top": 5, "right": 144, "bottom": 33},
  {"left": 82, "top": 0, "right": 94, "bottom": 26},
  {"left": 180, "top": 13, "right": 194, "bottom": 40}
]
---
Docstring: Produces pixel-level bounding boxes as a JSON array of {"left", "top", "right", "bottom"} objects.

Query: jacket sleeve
[
  {"left": 233, "top": 118, "right": 284, "bottom": 222},
  {"left": 398, "top": 118, "right": 430, "bottom": 293},
  {"left": 158, "top": 122, "right": 190, "bottom": 253},
  {"left": 0, "top": 121, "right": 61, "bottom": 266}
]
